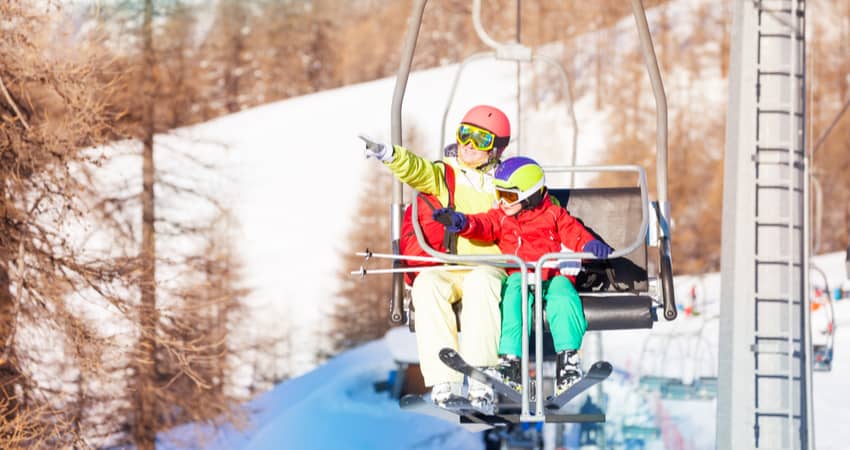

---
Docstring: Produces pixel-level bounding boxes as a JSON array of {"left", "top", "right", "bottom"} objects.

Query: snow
[
  {"left": 162, "top": 339, "right": 484, "bottom": 450},
  {"left": 155, "top": 56, "right": 609, "bottom": 374},
  {"left": 160, "top": 252, "right": 849, "bottom": 450},
  {"left": 141, "top": 0, "right": 850, "bottom": 447}
]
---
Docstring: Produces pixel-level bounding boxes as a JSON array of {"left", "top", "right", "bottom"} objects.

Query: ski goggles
[
  {"left": 494, "top": 179, "right": 546, "bottom": 207},
  {"left": 456, "top": 123, "right": 499, "bottom": 151}
]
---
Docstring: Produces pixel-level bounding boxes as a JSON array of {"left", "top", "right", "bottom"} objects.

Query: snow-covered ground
[
  {"left": 162, "top": 339, "right": 486, "bottom": 450},
  {"left": 136, "top": 0, "right": 850, "bottom": 446},
  {"left": 162, "top": 252, "right": 849, "bottom": 450},
  {"left": 154, "top": 55, "right": 610, "bottom": 374}
]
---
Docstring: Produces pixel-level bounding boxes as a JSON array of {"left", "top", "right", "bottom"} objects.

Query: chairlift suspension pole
[
  {"left": 388, "top": 0, "right": 429, "bottom": 324},
  {"left": 629, "top": 0, "right": 669, "bottom": 208},
  {"left": 629, "top": 0, "right": 676, "bottom": 321},
  {"left": 515, "top": 0, "right": 522, "bottom": 155}
]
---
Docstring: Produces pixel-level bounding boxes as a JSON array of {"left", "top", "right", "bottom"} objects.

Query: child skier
[{"left": 432, "top": 156, "right": 612, "bottom": 395}]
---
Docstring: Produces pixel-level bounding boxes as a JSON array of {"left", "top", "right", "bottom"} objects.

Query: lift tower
[{"left": 719, "top": 1, "right": 813, "bottom": 449}]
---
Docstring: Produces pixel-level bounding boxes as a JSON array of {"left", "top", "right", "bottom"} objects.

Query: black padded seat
[
  {"left": 547, "top": 187, "right": 647, "bottom": 293},
  {"left": 548, "top": 186, "right": 653, "bottom": 331}
]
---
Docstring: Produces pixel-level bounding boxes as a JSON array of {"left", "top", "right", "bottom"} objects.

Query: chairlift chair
[
  {"left": 359, "top": 0, "right": 678, "bottom": 426},
  {"left": 810, "top": 263, "right": 835, "bottom": 372}
]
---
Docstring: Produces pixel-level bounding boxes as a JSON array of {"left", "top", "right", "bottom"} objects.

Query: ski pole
[
  {"left": 357, "top": 250, "right": 449, "bottom": 264},
  {"left": 356, "top": 250, "right": 577, "bottom": 269},
  {"left": 351, "top": 265, "right": 476, "bottom": 277}
]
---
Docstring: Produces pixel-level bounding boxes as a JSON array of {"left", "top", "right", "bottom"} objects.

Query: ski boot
[
  {"left": 467, "top": 378, "right": 495, "bottom": 415},
  {"left": 483, "top": 354, "right": 522, "bottom": 393},
  {"left": 555, "top": 349, "right": 583, "bottom": 396},
  {"left": 430, "top": 381, "right": 462, "bottom": 407}
]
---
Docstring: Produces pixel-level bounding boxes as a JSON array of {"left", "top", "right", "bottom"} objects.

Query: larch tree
[
  {"left": 73, "top": 0, "right": 255, "bottom": 446},
  {"left": 329, "top": 124, "right": 427, "bottom": 354},
  {"left": 328, "top": 167, "right": 395, "bottom": 353},
  {"left": 0, "top": 0, "right": 121, "bottom": 446},
  {"left": 134, "top": 0, "right": 158, "bottom": 447}
]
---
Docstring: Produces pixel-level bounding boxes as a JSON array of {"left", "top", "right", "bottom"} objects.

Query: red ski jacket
[{"left": 460, "top": 194, "right": 596, "bottom": 281}]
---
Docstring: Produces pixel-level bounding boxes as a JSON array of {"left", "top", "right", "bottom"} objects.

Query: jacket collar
[{"left": 497, "top": 192, "right": 553, "bottom": 223}]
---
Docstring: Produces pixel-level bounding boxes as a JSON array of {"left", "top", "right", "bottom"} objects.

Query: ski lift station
[{"left": 350, "top": 1, "right": 850, "bottom": 449}]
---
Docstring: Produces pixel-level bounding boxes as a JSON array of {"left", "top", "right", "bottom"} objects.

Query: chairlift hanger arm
[
  {"left": 628, "top": 0, "right": 676, "bottom": 320},
  {"left": 388, "top": 0, "right": 429, "bottom": 324}
]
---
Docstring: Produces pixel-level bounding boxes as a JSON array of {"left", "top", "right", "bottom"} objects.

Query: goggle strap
[{"left": 495, "top": 178, "right": 545, "bottom": 206}]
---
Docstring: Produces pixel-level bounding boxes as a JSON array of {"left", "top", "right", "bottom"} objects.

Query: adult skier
[{"left": 360, "top": 105, "right": 511, "bottom": 412}]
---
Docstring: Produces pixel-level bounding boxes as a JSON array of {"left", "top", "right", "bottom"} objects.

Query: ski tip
[
  {"left": 593, "top": 361, "right": 613, "bottom": 372},
  {"left": 438, "top": 347, "right": 458, "bottom": 360},
  {"left": 544, "top": 396, "right": 566, "bottom": 411}
]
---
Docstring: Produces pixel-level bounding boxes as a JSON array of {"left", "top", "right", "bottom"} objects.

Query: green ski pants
[{"left": 498, "top": 272, "right": 587, "bottom": 356}]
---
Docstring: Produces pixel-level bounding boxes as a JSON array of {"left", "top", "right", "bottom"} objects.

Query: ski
[
  {"left": 399, "top": 393, "right": 473, "bottom": 415},
  {"left": 399, "top": 394, "right": 454, "bottom": 419},
  {"left": 437, "top": 395, "right": 485, "bottom": 415},
  {"left": 544, "top": 361, "right": 612, "bottom": 411},
  {"left": 438, "top": 348, "right": 523, "bottom": 404},
  {"left": 398, "top": 394, "right": 493, "bottom": 431}
]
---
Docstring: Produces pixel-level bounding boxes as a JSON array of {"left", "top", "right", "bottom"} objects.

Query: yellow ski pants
[{"left": 411, "top": 265, "right": 506, "bottom": 386}]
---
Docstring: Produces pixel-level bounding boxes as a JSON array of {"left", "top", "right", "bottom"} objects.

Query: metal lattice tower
[{"left": 718, "top": 1, "right": 813, "bottom": 449}]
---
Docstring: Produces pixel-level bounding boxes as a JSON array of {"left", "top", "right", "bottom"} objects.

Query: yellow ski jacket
[{"left": 385, "top": 146, "right": 501, "bottom": 256}]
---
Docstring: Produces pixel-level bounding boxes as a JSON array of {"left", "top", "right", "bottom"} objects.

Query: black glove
[{"left": 432, "top": 208, "right": 468, "bottom": 233}]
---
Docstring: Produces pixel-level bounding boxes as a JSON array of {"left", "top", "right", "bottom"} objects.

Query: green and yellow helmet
[{"left": 493, "top": 156, "right": 546, "bottom": 206}]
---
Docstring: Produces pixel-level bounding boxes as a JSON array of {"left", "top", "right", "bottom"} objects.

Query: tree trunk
[
  {"left": 225, "top": 35, "right": 243, "bottom": 113},
  {"left": 594, "top": 28, "right": 603, "bottom": 109},
  {"left": 134, "top": 1, "right": 158, "bottom": 449},
  {"left": 0, "top": 180, "right": 20, "bottom": 427},
  {"left": 0, "top": 252, "right": 20, "bottom": 427},
  {"left": 841, "top": 10, "right": 849, "bottom": 102}
]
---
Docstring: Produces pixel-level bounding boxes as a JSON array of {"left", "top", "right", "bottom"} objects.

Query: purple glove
[
  {"left": 583, "top": 239, "right": 613, "bottom": 259},
  {"left": 432, "top": 208, "right": 468, "bottom": 233}
]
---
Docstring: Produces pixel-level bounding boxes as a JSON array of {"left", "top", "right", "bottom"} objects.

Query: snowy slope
[
  {"left": 161, "top": 253, "right": 849, "bottom": 450},
  {"left": 154, "top": 56, "right": 611, "bottom": 374},
  {"left": 161, "top": 339, "right": 484, "bottom": 450},
  {"left": 138, "top": 0, "right": 850, "bottom": 445}
]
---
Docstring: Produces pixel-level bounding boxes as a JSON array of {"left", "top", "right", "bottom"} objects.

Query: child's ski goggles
[
  {"left": 494, "top": 179, "right": 545, "bottom": 207},
  {"left": 456, "top": 123, "right": 503, "bottom": 151}
]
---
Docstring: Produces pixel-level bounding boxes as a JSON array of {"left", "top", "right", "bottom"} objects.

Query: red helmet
[{"left": 461, "top": 105, "right": 510, "bottom": 139}]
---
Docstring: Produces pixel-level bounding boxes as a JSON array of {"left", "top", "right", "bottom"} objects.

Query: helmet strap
[
  {"left": 476, "top": 146, "right": 506, "bottom": 171},
  {"left": 520, "top": 188, "right": 547, "bottom": 210},
  {"left": 476, "top": 157, "right": 500, "bottom": 172}
]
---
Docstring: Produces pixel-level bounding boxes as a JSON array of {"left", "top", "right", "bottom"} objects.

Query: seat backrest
[{"left": 548, "top": 186, "right": 648, "bottom": 293}]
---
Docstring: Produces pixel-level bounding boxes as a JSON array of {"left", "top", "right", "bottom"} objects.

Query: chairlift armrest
[
  {"left": 541, "top": 164, "right": 649, "bottom": 260},
  {"left": 390, "top": 203, "right": 405, "bottom": 324},
  {"left": 650, "top": 201, "right": 677, "bottom": 321}
]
